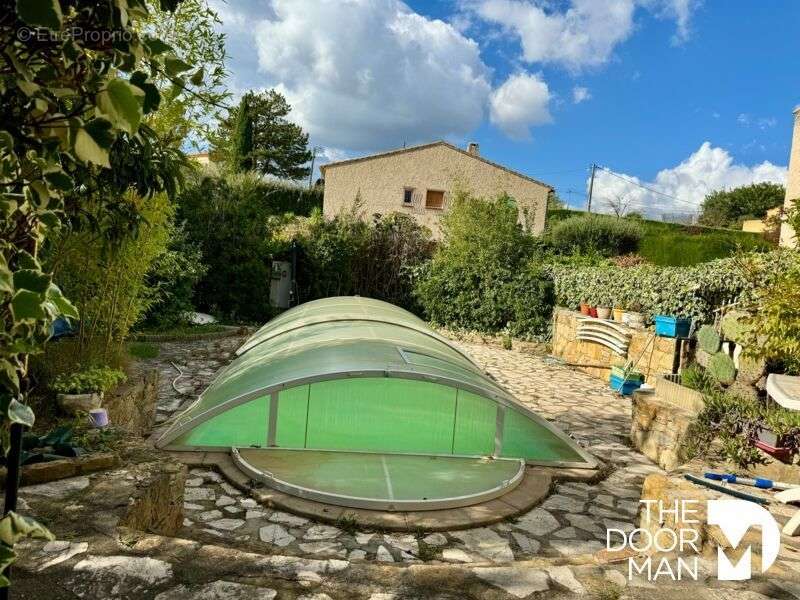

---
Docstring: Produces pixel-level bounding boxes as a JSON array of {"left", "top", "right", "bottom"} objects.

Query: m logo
[{"left": 707, "top": 499, "right": 781, "bottom": 580}]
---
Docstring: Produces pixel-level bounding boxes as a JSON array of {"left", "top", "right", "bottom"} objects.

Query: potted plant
[
  {"left": 623, "top": 300, "right": 646, "bottom": 329},
  {"left": 579, "top": 300, "right": 591, "bottom": 316},
  {"left": 755, "top": 411, "right": 799, "bottom": 463},
  {"left": 595, "top": 291, "right": 612, "bottom": 320},
  {"left": 52, "top": 366, "right": 127, "bottom": 415},
  {"left": 613, "top": 306, "right": 625, "bottom": 322}
]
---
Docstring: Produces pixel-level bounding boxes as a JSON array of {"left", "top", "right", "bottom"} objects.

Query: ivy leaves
[{"left": 15, "top": 0, "right": 62, "bottom": 30}]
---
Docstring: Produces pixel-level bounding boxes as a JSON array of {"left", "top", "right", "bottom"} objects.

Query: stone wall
[
  {"left": 630, "top": 392, "right": 701, "bottom": 471},
  {"left": 552, "top": 308, "right": 684, "bottom": 382},
  {"left": 104, "top": 368, "right": 158, "bottom": 436}
]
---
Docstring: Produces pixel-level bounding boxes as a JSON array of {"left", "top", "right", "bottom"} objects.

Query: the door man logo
[
  {"left": 607, "top": 498, "right": 781, "bottom": 582},
  {"left": 708, "top": 499, "right": 780, "bottom": 580}
]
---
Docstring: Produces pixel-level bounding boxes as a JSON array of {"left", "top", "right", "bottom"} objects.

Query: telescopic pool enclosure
[{"left": 157, "top": 297, "right": 596, "bottom": 510}]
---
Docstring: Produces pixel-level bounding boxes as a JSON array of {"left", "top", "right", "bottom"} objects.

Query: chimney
[
  {"left": 779, "top": 106, "right": 800, "bottom": 248},
  {"left": 467, "top": 142, "right": 479, "bottom": 156}
]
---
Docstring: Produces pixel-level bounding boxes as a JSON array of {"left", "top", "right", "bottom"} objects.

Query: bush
[
  {"left": 51, "top": 367, "right": 127, "bottom": 395},
  {"left": 275, "top": 206, "right": 433, "bottom": 310},
  {"left": 177, "top": 172, "right": 321, "bottom": 322},
  {"left": 414, "top": 191, "right": 553, "bottom": 338},
  {"left": 551, "top": 249, "right": 797, "bottom": 323},
  {"left": 548, "top": 214, "right": 643, "bottom": 256},
  {"left": 138, "top": 225, "right": 207, "bottom": 331},
  {"left": 47, "top": 191, "right": 173, "bottom": 366}
]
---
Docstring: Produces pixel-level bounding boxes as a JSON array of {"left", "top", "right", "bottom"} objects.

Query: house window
[
  {"left": 403, "top": 188, "right": 414, "bottom": 205},
  {"left": 425, "top": 189, "right": 445, "bottom": 210}
]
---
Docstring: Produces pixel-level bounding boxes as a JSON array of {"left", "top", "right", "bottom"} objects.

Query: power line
[{"left": 594, "top": 165, "right": 699, "bottom": 208}]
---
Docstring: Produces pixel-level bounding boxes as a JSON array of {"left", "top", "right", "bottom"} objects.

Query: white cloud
[
  {"left": 472, "top": 0, "right": 701, "bottom": 70},
  {"left": 251, "top": 0, "right": 492, "bottom": 151},
  {"left": 572, "top": 86, "right": 591, "bottom": 104},
  {"left": 591, "top": 142, "right": 787, "bottom": 217},
  {"left": 489, "top": 73, "right": 552, "bottom": 140}
]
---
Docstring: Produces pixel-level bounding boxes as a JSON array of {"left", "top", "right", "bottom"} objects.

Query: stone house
[
  {"left": 780, "top": 107, "right": 800, "bottom": 248},
  {"left": 319, "top": 141, "right": 553, "bottom": 239}
]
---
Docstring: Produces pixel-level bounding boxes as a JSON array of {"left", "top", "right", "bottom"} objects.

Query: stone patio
[{"left": 11, "top": 334, "right": 800, "bottom": 599}]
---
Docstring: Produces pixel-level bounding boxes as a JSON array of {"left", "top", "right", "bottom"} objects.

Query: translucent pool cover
[{"left": 157, "top": 297, "right": 596, "bottom": 469}]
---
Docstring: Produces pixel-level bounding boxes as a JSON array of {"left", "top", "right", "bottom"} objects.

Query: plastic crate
[
  {"left": 609, "top": 374, "right": 641, "bottom": 396},
  {"left": 653, "top": 315, "right": 691, "bottom": 338}
]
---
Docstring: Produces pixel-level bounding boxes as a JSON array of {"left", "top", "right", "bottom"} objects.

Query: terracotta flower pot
[
  {"left": 613, "top": 308, "right": 625, "bottom": 322},
  {"left": 596, "top": 306, "right": 612, "bottom": 320},
  {"left": 589, "top": 306, "right": 598, "bottom": 318},
  {"left": 579, "top": 303, "right": 591, "bottom": 315}
]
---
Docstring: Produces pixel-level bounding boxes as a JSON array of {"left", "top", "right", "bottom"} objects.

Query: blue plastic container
[
  {"left": 653, "top": 315, "right": 691, "bottom": 338},
  {"left": 609, "top": 374, "right": 641, "bottom": 396}
]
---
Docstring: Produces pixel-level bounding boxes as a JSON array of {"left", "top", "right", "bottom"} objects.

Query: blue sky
[{"left": 210, "top": 0, "right": 798, "bottom": 216}]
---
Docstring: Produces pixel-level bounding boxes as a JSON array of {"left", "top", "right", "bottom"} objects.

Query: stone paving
[{"left": 14, "top": 334, "right": 800, "bottom": 599}]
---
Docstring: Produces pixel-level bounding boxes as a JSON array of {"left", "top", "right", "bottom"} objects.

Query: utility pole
[
  {"left": 308, "top": 146, "right": 319, "bottom": 189},
  {"left": 586, "top": 163, "right": 596, "bottom": 213}
]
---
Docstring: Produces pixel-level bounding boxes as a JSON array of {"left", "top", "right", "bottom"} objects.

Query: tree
[
  {"left": 232, "top": 94, "right": 254, "bottom": 172},
  {"left": 1, "top": 0, "right": 199, "bottom": 585},
  {"left": 211, "top": 90, "right": 312, "bottom": 180},
  {"left": 699, "top": 182, "right": 785, "bottom": 228}
]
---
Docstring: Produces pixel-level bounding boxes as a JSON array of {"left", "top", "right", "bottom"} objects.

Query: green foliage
[
  {"left": 278, "top": 207, "right": 433, "bottom": 311},
  {"left": 551, "top": 250, "right": 796, "bottom": 322},
  {"left": 139, "top": 226, "right": 207, "bottom": 330},
  {"left": 547, "top": 210, "right": 769, "bottom": 265},
  {"left": 737, "top": 249, "right": 800, "bottom": 374},
  {"left": 548, "top": 214, "right": 643, "bottom": 257},
  {"left": 699, "top": 182, "right": 785, "bottom": 228},
  {"left": 177, "top": 172, "right": 322, "bottom": 321},
  {"left": 211, "top": 89, "right": 312, "bottom": 180},
  {"left": 414, "top": 191, "right": 553, "bottom": 338},
  {"left": 696, "top": 325, "right": 721, "bottom": 354},
  {"left": 680, "top": 363, "right": 718, "bottom": 394},
  {"left": 707, "top": 352, "right": 736, "bottom": 385},
  {"left": 48, "top": 193, "right": 173, "bottom": 365},
  {"left": 127, "top": 342, "right": 160, "bottom": 359},
  {"left": 51, "top": 367, "right": 127, "bottom": 395}
]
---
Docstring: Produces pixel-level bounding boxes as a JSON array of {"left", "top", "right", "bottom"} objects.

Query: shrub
[
  {"left": 414, "top": 191, "right": 553, "bottom": 338},
  {"left": 707, "top": 352, "right": 736, "bottom": 385},
  {"left": 680, "top": 363, "right": 717, "bottom": 393},
  {"left": 548, "top": 214, "right": 643, "bottom": 256},
  {"left": 177, "top": 172, "right": 321, "bottom": 322},
  {"left": 47, "top": 192, "right": 173, "bottom": 366},
  {"left": 551, "top": 249, "right": 796, "bottom": 323},
  {"left": 696, "top": 325, "right": 721, "bottom": 354},
  {"left": 51, "top": 367, "right": 127, "bottom": 395}
]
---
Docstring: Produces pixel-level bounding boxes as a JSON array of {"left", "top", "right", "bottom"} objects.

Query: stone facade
[
  {"left": 104, "top": 368, "right": 159, "bottom": 435},
  {"left": 630, "top": 392, "right": 700, "bottom": 472},
  {"left": 551, "top": 308, "right": 682, "bottom": 382},
  {"left": 320, "top": 141, "right": 551, "bottom": 239},
  {"left": 780, "top": 107, "right": 800, "bottom": 248}
]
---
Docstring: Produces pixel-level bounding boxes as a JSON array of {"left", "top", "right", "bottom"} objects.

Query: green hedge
[
  {"left": 547, "top": 210, "right": 770, "bottom": 265},
  {"left": 551, "top": 250, "right": 797, "bottom": 323}
]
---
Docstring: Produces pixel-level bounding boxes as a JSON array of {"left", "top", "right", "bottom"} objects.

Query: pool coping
[{"left": 168, "top": 450, "right": 607, "bottom": 532}]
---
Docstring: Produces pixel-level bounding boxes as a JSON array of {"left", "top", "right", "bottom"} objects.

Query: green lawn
[{"left": 546, "top": 209, "right": 772, "bottom": 265}]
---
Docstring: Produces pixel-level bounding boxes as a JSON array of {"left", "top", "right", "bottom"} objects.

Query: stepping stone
[
  {"left": 595, "top": 494, "right": 615, "bottom": 507},
  {"left": 25, "top": 477, "right": 90, "bottom": 498},
  {"left": 223, "top": 505, "right": 241, "bottom": 514},
  {"left": 73, "top": 555, "right": 173, "bottom": 595},
  {"left": 541, "top": 494, "right": 586, "bottom": 513},
  {"left": 348, "top": 549, "right": 366, "bottom": 560},
  {"left": 514, "top": 508, "right": 559, "bottom": 536},
  {"left": 184, "top": 487, "right": 215, "bottom": 502},
  {"left": 304, "top": 525, "right": 340, "bottom": 541},
  {"left": 185, "top": 478, "right": 203, "bottom": 487},
  {"left": 155, "top": 581, "right": 277, "bottom": 600},
  {"left": 383, "top": 534, "right": 417, "bottom": 554},
  {"left": 268, "top": 511, "right": 308, "bottom": 527},
  {"left": 422, "top": 533, "right": 447, "bottom": 547},
  {"left": 208, "top": 518, "right": 245, "bottom": 531},
  {"left": 550, "top": 539, "right": 604, "bottom": 556},
  {"left": 376, "top": 545, "right": 394, "bottom": 562},
  {"left": 198, "top": 510, "right": 223, "bottom": 522},
  {"left": 547, "top": 566, "right": 585, "bottom": 595},
  {"left": 553, "top": 527, "right": 578, "bottom": 539},
  {"left": 259, "top": 524, "right": 295, "bottom": 547},
  {"left": 511, "top": 532, "right": 540, "bottom": 554},
  {"left": 183, "top": 518, "right": 193, "bottom": 527},
  {"left": 38, "top": 541, "right": 89, "bottom": 571},
  {"left": 473, "top": 566, "right": 549, "bottom": 598},
  {"left": 451, "top": 529, "right": 513, "bottom": 563},
  {"left": 355, "top": 533, "right": 374, "bottom": 545},
  {"left": 183, "top": 502, "right": 203, "bottom": 511},
  {"left": 442, "top": 548, "right": 473, "bottom": 563},
  {"left": 298, "top": 542, "right": 346, "bottom": 557},
  {"left": 240, "top": 498, "right": 259, "bottom": 509},
  {"left": 215, "top": 495, "right": 236, "bottom": 507},
  {"left": 246, "top": 510, "right": 266, "bottom": 520},
  {"left": 603, "top": 519, "right": 635, "bottom": 534},
  {"left": 565, "top": 513, "right": 602, "bottom": 534}
]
